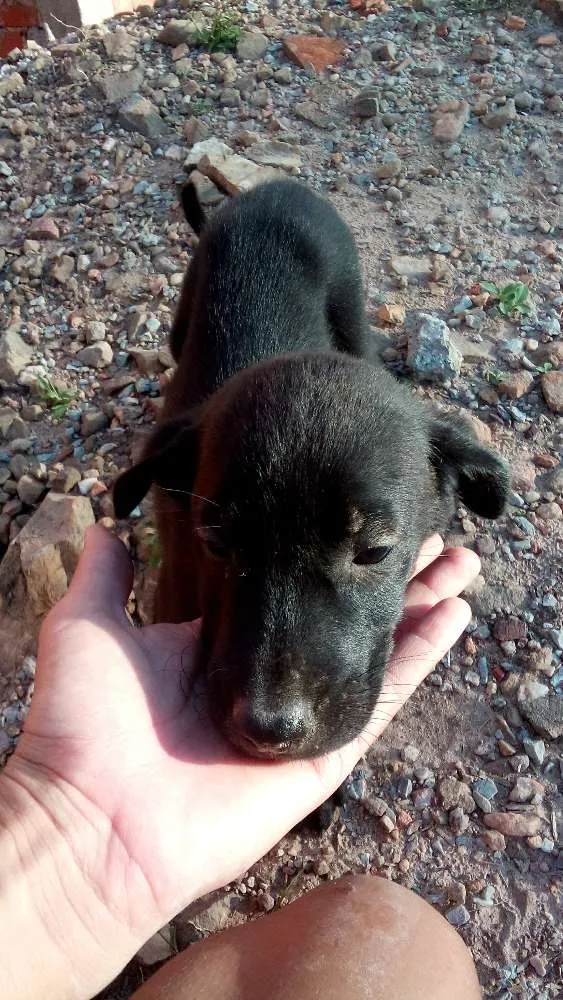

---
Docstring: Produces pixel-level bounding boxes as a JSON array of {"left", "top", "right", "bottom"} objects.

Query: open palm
[{"left": 9, "top": 525, "right": 479, "bottom": 942}]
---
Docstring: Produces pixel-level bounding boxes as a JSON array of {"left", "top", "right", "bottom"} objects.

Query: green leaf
[
  {"left": 484, "top": 366, "right": 507, "bottom": 385},
  {"left": 36, "top": 374, "right": 74, "bottom": 414},
  {"left": 481, "top": 280, "right": 532, "bottom": 318},
  {"left": 51, "top": 403, "right": 69, "bottom": 420},
  {"left": 195, "top": 13, "right": 241, "bottom": 53}
]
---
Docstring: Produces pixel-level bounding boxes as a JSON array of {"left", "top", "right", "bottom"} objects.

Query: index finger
[
  {"left": 402, "top": 546, "right": 480, "bottom": 625},
  {"left": 59, "top": 524, "right": 133, "bottom": 618},
  {"left": 409, "top": 534, "right": 444, "bottom": 580}
]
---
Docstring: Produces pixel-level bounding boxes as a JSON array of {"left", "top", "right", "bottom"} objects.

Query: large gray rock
[
  {"left": 407, "top": 313, "right": 463, "bottom": 381},
  {"left": 17, "top": 474, "right": 46, "bottom": 507},
  {"left": 482, "top": 99, "right": 516, "bottom": 129},
  {"left": 173, "top": 891, "right": 236, "bottom": 950},
  {"left": 95, "top": 67, "right": 144, "bottom": 105},
  {"left": 136, "top": 924, "right": 175, "bottom": 966},
  {"left": 519, "top": 695, "right": 563, "bottom": 740},
  {"left": 184, "top": 137, "right": 232, "bottom": 172},
  {"left": 0, "top": 73, "right": 24, "bottom": 98},
  {"left": 77, "top": 342, "right": 114, "bottom": 369},
  {"left": 352, "top": 88, "right": 379, "bottom": 118},
  {"left": 50, "top": 255, "right": 75, "bottom": 283},
  {"left": 85, "top": 321, "right": 107, "bottom": 344},
  {"left": 0, "top": 329, "right": 33, "bottom": 383},
  {"left": 198, "top": 153, "right": 278, "bottom": 196},
  {"left": 541, "top": 371, "right": 563, "bottom": 414},
  {"left": 246, "top": 140, "right": 301, "bottom": 170},
  {"left": 81, "top": 410, "right": 109, "bottom": 437},
  {"left": 0, "top": 494, "right": 94, "bottom": 680},
  {"left": 117, "top": 95, "right": 170, "bottom": 140},
  {"left": 102, "top": 28, "right": 137, "bottom": 62},
  {"left": 294, "top": 101, "right": 334, "bottom": 129},
  {"left": 389, "top": 256, "right": 433, "bottom": 281},
  {"left": 236, "top": 30, "right": 269, "bottom": 61},
  {"left": 184, "top": 170, "right": 225, "bottom": 212},
  {"left": 484, "top": 811, "right": 542, "bottom": 838},
  {"left": 158, "top": 18, "right": 204, "bottom": 47}
]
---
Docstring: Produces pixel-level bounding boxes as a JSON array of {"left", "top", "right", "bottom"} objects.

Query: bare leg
[{"left": 132, "top": 874, "right": 481, "bottom": 1000}]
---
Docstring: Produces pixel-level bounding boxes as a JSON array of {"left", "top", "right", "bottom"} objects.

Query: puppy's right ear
[
  {"left": 429, "top": 414, "right": 509, "bottom": 519},
  {"left": 181, "top": 180, "right": 206, "bottom": 235},
  {"left": 113, "top": 417, "right": 198, "bottom": 519}
]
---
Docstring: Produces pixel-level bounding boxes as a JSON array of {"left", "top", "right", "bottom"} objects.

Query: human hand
[{"left": 4, "top": 525, "right": 479, "bottom": 998}]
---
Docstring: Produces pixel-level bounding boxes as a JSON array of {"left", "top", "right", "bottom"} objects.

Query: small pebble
[
  {"left": 523, "top": 739, "right": 545, "bottom": 767},
  {"left": 529, "top": 955, "right": 547, "bottom": 977},
  {"left": 474, "top": 885, "right": 496, "bottom": 908},
  {"left": 473, "top": 778, "right": 498, "bottom": 800},
  {"left": 397, "top": 777, "right": 413, "bottom": 798},
  {"left": 445, "top": 905, "right": 471, "bottom": 927}
]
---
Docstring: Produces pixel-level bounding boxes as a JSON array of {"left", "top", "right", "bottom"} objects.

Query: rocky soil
[{"left": 0, "top": 1, "right": 562, "bottom": 997}]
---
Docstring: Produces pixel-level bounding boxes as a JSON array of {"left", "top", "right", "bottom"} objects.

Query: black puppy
[{"left": 114, "top": 179, "right": 508, "bottom": 761}]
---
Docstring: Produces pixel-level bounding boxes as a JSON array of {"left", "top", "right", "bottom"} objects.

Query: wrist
[{"left": 0, "top": 756, "right": 145, "bottom": 1000}]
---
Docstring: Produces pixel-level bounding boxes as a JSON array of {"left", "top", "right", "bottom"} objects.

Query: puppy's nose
[{"left": 231, "top": 697, "right": 312, "bottom": 750}]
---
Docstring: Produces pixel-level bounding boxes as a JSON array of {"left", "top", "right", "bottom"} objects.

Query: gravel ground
[{"left": 0, "top": 1, "right": 562, "bottom": 997}]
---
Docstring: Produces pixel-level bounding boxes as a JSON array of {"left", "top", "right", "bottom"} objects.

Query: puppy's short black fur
[{"left": 114, "top": 179, "right": 508, "bottom": 761}]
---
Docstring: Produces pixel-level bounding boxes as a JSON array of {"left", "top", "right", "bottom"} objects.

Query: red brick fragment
[{"left": 283, "top": 34, "right": 345, "bottom": 72}]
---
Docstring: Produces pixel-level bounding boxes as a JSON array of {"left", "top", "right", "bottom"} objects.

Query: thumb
[{"left": 63, "top": 523, "right": 134, "bottom": 618}]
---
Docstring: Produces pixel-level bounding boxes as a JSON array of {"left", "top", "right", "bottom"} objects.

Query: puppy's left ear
[
  {"left": 180, "top": 180, "right": 207, "bottom": 235},
  {"left": 113, "top": 415, "right": 198, "bottom": 519},
  {"left": 430, "top": 415, "right": 509, "bottom": 519}
]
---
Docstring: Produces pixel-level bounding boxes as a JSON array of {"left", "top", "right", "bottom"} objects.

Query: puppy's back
[{"left": 169, "top": 180, "right": 366, "bottom": 405}]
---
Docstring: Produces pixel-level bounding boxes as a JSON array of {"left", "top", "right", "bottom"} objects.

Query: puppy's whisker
[
  {"left": 179, "top": 665, "right": 197, "bottom": 702},
  {"left": 379, "top": 685, "right": 419, "bottom": 694},
  {"left": 387, "top": 651, "right": 454, "bottom": 666},
  {"left": 380, "top": 678, "right": 420, "bottom": 686},
  {"left": 354, "top": 736, "right": 373, "bottom": 754},
  {"left": 366, "top": 710, "right": 396, "bottom": 724},
  {"left": 207, "top": 664, "right": 229, "bottom": 681},
  {"left": 411, "top": 550, "right": 462, "bottom": 563},
  {"left": 380, "top": 677, "right": 424, "bottom": 687},
  {"left": 148, "top": 509, "right": 194, "bottom": 523},
  {"left": 159, "top": 487, "right": 221, "bottom": 508}
]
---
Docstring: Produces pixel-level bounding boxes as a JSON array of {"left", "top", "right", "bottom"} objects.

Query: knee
[{"left": 302, "top": 874, "right": 481, "bottom": 1000}]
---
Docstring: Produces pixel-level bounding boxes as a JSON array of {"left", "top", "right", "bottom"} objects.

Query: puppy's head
[{"left": 114, "top": 354, "right": 508, "bottom": 759}]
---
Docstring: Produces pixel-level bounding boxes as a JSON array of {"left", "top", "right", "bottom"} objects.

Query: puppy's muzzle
[{"left": 229, "top": 696, "right": 314, "bottom": 757}]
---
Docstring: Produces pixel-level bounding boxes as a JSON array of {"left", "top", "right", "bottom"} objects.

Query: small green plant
[
  {"left": 195, "top": 12, "right": 241, "bottom": 53},
  {"left": 480, "top": 281, "right": 533, "bottom": 318},
  {"left": 454, "top": 0, "right": 513, "bottom": 11},
  {"left": 36, "top": 375, "right": 74, "bottom": 420},
  {"left": 190, "top": 97, "right": 213, "bottom": 117},
  {"left": 534, "top": 361, "right": 553, "bottom": 374},
  {"left": 143, "top": 525, "right": 162, "bottom": 569},
  {"left": 454, "top": 0, "right": 488, "bottom": 10},
  {"left": 484, "top": 366, "right": 508, "bottom": 386}
]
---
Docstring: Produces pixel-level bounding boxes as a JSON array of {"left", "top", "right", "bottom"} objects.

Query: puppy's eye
[
  {"left": 353, "top": 546, "right": 393, "bottom": 566},
  {"left": 197, "top": 526, "right": 230, "bottom": 560}
]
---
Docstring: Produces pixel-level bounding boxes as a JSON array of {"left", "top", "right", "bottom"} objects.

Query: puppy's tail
[{"left": 181, "top": 180, "right": 206, "bottom": 235}]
